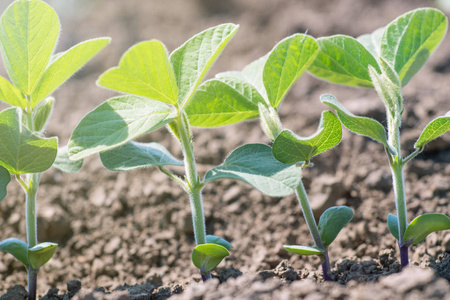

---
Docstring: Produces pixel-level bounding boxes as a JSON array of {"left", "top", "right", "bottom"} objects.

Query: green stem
[
  {"left": 176, "top": 113, "right": 206, "bottom": 245},
  {"left": 25, "top": 173, "right": 40, "bottom": 248}
]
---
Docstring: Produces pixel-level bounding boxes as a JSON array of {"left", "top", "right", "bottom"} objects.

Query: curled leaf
[
  {"left": 192, "top": 243, "right": 230, "bottom": 273},
  {"left": 318, "top": 206, "right": 353, "bottom": 247},
  {"left": 403, "top": 213, "right": 450, "bottom": 245}
]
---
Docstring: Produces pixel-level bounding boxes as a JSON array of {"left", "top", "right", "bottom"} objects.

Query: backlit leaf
[
  {"left": 321, "top": 94, "right": 389, "bottom": 148},
  {"left": 32, "top": 38, "right": 110, "bottom": 106},
  {"left": 68, "top": 96, "right": 176, "bottom": 160},
  {"left": 205, "top": 143, "right": 302, "bottom": 197},
  {"left": 0, "top": 0, "right": 59, "bottom": 94},
  {"left": 272, "top": 111, "right": 342, "bottom": 163},
  {"left": 357, "top": 27, "right": 384, "bottom": 61},
  {"left": 28, "top": 242, "right": 57, "bottom": 269},
  {"left": 0, "top": 108, "right": 57, "bottom": 175},
  {"left": 308, "top": 35, "right": 380, "bottom": 88},
  {"left": 170, "top": 23, "right": 239, "bottom": 108},
  {"left": 403, "top": 213, "right": 450, "bottom": 245},
  {"left": 192, "top": 243, "right": 230, "bottom": 273},
  {"left": 98, "top": 40, "right": 178, "bottom": 105},
  {"left": 263, "top": 34, "right": 318, "bottom": 108},
  {"left": 0, "top": 75, "right": 26, "bottom": 108},
  {"left": 381, "top": 8, "right": 447, "bottom": 86},
  {"left": 283, "top": 245, "right": 324, "bottom": 256},
  {"left": 185, "top": 77, "right": 265, "bottom": 127},
  {"left": 100, "top": 141, "right": 182, "bottom": 171},
  {"left": 52, "top": 146, "right": 83, "bottom": 173},
  {"left": 414, "top": 114, "right": 450, "bottom": 148}
]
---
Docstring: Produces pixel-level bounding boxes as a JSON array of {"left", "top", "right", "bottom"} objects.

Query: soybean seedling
[
  {"left": 0, "top": 1, "right": 109, "bottom": 298},
  {"left": 68, "top": 24, "right": 295, "bottom": 280},
  {"left": 201, "top": 34, "right": 353, "bottom": 281},
  {"left": 308, "top": 8, "right": 450, "bottom": 268}
]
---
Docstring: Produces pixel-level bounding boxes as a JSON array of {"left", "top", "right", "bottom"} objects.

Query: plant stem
[
  {"left": 295, "top": 180, "right": 330, "bottom": 280},
  {"left": 175, "top": 113, "right": 210, "bottom": 280},
  {"left": 27, "top": 267, "right": 38, "bottom": 300}
]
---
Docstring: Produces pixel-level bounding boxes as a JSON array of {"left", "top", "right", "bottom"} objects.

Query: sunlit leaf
[
  {"left": 272, "top": 111, "right": 342, "bottom": 163},
  {"left": 52, "top": 146, "right": 83, "bottom": 173},
  {"left": 98, "top": 40, "right": 178, "bottom": 105},
  {"left": 318, "top": 206, "right": 353, "bottom": 247},
  {"left": 415, "top": 114, "right": 450, "bottom": 148},
  {"left": 403, "top": 213, "right": 450, "bottom": 245},
  {"left": 206, "top": 235, "right": 233, "bottom": 251},
  {"left": 0, "top": 75, "right": 27, "bottom": 108},
  {"left": 284, "top": 245, "right": 325, "bottom": 256},
  {"left": 68, "top": 96, "right": 176, "bottom": 160},
  {"left": 28, "top": 242, "right": 57, "bottom": 269},
  {"left": 170, "top": 23, "right": 239, "bottom": 108},
  {"left": 192, "top": 243, "right": 230, "bottom": 273}
]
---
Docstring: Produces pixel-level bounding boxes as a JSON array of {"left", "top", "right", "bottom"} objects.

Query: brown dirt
[{"left": 0, "top": 0, "right": 449, "bottom": 299}]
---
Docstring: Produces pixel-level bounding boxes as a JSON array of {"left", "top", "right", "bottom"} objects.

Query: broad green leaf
[
  {"left": 283, "top": 245, "right": 324, "bottom": 256},
  {"left": 0, "top": 0, "right": 59, "bottom": 95},
  {"left": 192, "top": 243, "right": 230, "bottom": 273},
  {"left": 68, "top": 96, "right": 177, "bottom": 160},
  {"left": 0, "top": 75, "right": 27, "bottom": 108},
  {"left": 381, "top": 8, "right": 448, "bottom": 87},
  {"left": 0, "top": 238, "right": 29, "bottom": 267},
  {"left": 263, "top": 34, "right": 318, "bottom": 108},
  {"left": 272, "top": 111, "right": 342, "bottom": 163},
  {"left": 100, "top": 141, "right": 182, "bottom": 171},
  {"left": 318, "top": 206, "right": 353, "bottom": 247},
  {"left": 357, "top": 27, "right": 385, "bottom": 61},
  {"left": 403, "top": 213, "right": 450, "bottom": 245},
  {"left": 98, "top": 40, "right": 178, "bottom": 105},
  {"left": 0, "top": 165, "right": 10, "bottom": 201},
  {"left": 205, "top": 143, "right": 302, "bottom": 197},
  {"left": 185, "top": 77, "right": 265, "bottom": 127},
  {"left": 31, "top": 38, "right": 111, "bottom": 106},
  {"left": 216, "top": 54, "right": 269, "bottom": 101},
  {"left": 33, "top": 97, "right": 54, "bottom": 132},
  {"left": 415, "top": 114, "right": 450, "bottom": 148},
  {"left": 0, "top": 108, "right": 57, "bottom": 175},
  {"left": 28, "top": 242, "right": 57, "bottom": 269},
  {"left": 170, "top": 23, "right": 239, "bottom": 108},
  {"left": 206, "top": 235, "right": 233, "bottom": 251},
  {"left": 308, "top": 35, "right": 380, "bottom": 88},
  {"left": 387, "top": 213, "right": 400, "bottom": 240},
  {"left": 321, "top": 94, "right": 389, "bottom": 148},
  {"left": 52, "top": 146, "right": 83, "bottom": 173}
]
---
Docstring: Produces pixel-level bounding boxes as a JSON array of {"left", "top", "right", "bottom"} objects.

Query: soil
[{"left": 0, "top": 0, "right": 449, "bottom": 299}]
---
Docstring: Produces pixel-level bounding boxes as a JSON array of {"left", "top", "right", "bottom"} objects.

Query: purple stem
[
  {"left": 321, "top": 250, "right": 332, "bottom": 281},
  {"left": 400, "top": 244, "right": 409, "bottom": 269},
  {"left": 27, "top": 268, "right": 38, "bottom": 300},
  {"left": 200, "top": 267, "right": 212, "bottom": 282}
]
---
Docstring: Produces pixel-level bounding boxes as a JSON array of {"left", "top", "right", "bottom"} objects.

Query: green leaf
[
  {"left": 387, "top": 213, "right": 399, "bottom": 240},
  {"left": 33, "top": 97, "right": 54, "bottom": 132},
  {"left": 0, "top": 166, "right": 10, "bottom": 201},
  {"left": 28, "top": 242, "right": 57, "bottom": 269},
  {"left": 52, "top": 146, "right": 83, "bottom": 173},
  {"left": 357, "top": 27, "right": 385, "bottom": 61},
  {"left": 0, "top": 238, "right": 29, "bottom": 267},
  {"left": 414, "top": 114, "right": 450, "bottom": 148},
  {"left": 320, "top": 94, "right": 389, "bottom": 148},
  {"left": 318, "top": 206, "right": 353, "bottom": 247},
  {"left": 0, "top": 0, "right": 60, "bottom": 95},
  {"left": 272, "top": 111, "right": 342, "bottom": 163},
  {"left": 381, "top": 8, "right": 448, "bottom": 87},
  {"left": 403, "top": 213, "right": 450, "bottom": 245},
  {"left": 170, "top": 23, "right": 239, "bottom": 108},
  {"left": 205, "top": 143, "right": 302, "bottom": 197},
  {"left": 68, "top": 96, "right": 177, "bottom": 160},
  {"left": 31, "top": 37, "right": 111, "bottom": 106},
  {"left": 0, "top": 75, "right": 27, "bottom": 108},
  {"left": 263, "top": 34, "right": 318, "bottom": 108},
  {"left": 98, "top": 40, "right": 178, "bottom": 105},
  {"left": 185, "top": 77, "right": 265, "bottom": 127},
  {"left": 100, "top": 141, "right": 182, "bottom": 171},
  {"left": 283, "top": 245, "right": 324, "bottom": 256},
  {"left": 308, "top": 35, "right": 380, "bottom": 88},
  {"left": 206, "top": 235, "right": 233, "bottom": 251},
  {"left": 192, "top": 243, "right": 230, "bottom": 273},
  {"left": 0, "top": 108, "right": 57, "bottom": 175}
]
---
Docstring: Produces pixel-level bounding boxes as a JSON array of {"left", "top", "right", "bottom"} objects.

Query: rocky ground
[{"left": 0, "top": 0, "right": 449, "bottom": 299}]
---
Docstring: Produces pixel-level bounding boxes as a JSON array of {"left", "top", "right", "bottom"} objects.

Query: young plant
[
  {"left": 308, "top": 8, "right": 450, "bottom": 268},
  {"left": 0, "top": 1, "right": 109, "bottom": 298},
  {"left": 199, "top": 34, "right": 353, "bottom": 280},
  {"left": 67, "top": 24, "right": 294, "bottom": 280}
]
